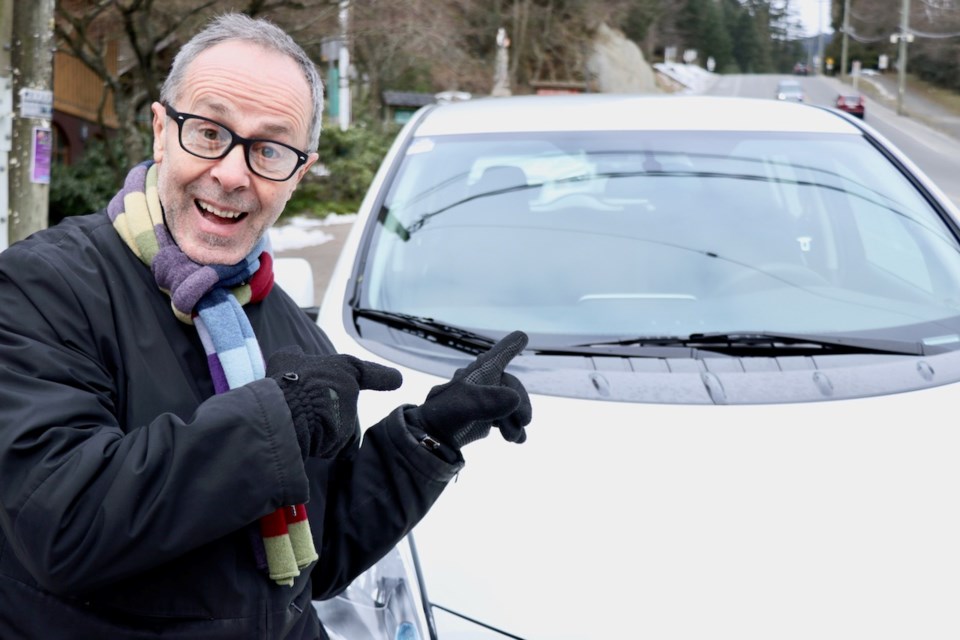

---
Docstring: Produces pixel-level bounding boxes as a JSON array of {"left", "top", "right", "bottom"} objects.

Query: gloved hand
[
  {"left": 406, "top": 331, "right": 532, "bottom": 452},
  {"left": 267, "top": 347, "right": 403, "bottom": 460}
]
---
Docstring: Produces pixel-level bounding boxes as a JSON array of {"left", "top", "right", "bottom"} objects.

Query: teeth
[{"left": 198, "top": 200, "right": 242, "bottom": 219}]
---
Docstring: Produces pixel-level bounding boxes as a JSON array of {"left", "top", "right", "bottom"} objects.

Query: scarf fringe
[{"left": 259, "top": 506, "right": 320, "bottom": 586}]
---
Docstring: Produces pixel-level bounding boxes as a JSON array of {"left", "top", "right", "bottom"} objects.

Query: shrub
[
  {"left": 285, "top": 120, "right": 400, "bottom": 219},
  {"left": 49, "top": 136, "right": 127, "bottom": 225}
]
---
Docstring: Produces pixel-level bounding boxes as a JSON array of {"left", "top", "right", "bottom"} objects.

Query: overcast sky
[{"left": 794, "top": 0, "right": 833, "bottom": 38}]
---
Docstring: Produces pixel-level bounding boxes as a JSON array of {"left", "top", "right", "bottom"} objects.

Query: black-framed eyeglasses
[{"left": 163, "top": 103, "right": 309, "bottom": 182}]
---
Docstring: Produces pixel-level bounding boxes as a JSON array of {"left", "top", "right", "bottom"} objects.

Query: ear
[
  {"left": 151, "top": 102, "right": 167, "bottom": 163},
  {"left": 292, "top": 152, "right": 319, "bottom": 187},
  {"left": 283, "top": 153, "right": 318, "bottom": 204}
]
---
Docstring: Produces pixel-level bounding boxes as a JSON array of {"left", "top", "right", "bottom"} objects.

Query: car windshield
[{"left": 357, "top": 130, "right": 960, "bottom": 347}]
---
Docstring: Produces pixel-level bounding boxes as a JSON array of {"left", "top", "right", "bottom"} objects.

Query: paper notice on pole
[
  {"left": 19, "top": 88, "right": 52, "bottom": 120},
  {"left": 31, "top": 127, "right": 51, "bottom": 184}
]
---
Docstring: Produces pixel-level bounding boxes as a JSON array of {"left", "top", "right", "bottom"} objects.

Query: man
[{"left": 0, "top": 13, "right": 531, "bottom": 639}]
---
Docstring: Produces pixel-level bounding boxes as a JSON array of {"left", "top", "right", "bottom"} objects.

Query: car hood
[{"left": 356, "top": 375, "right": 960, "bottom": 639}]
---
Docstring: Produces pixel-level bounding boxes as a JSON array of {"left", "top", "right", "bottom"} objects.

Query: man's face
[{"left": 151, "top": 41, "right": 318, "bottom": 265}]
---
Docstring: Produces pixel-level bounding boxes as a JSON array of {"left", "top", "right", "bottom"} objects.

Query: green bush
[
  {"left": 285, "top": 120, "right": 400, "bottom": 219},
  {"left": 49, "top": 136, "right": 127, "bottom": 225}
]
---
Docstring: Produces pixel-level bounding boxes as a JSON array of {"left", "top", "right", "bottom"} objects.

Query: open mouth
[{"left": 196, "top": 200, "right": 248, "bottom": 225}]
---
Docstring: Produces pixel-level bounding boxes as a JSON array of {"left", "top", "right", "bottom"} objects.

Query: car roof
[{"left": 412, "top": 94, "right": 859, "bottom": 136}]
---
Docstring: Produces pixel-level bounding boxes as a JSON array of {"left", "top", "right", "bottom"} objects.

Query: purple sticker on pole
[{"left": 31, "top": 127, "right": 51, "bottom": 184}]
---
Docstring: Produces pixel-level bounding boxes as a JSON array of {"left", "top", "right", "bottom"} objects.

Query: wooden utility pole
[
  {"left": 9, "top": 0, "right": 55, "bottom": 244},
  {"left": 840, "top": 0, "right": 851, "bottom": 83},
  {"left": 895, "top": 0, "right": 912, "bottom": 116},
  {"left": 816, "top": 0, "right": 825, "bottom": 75}
]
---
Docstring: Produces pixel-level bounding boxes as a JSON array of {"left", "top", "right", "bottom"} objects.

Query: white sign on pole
[
  {"left": 0, "top": 78, "right": 12, "bottom": 152},
  {"left": 19, "top": 88, "right": 52, "bottom": 120}
]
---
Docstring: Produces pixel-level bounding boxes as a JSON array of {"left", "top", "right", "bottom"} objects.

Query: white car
[
  {"left": 776, "top": 79, "right": 805, "bottom": 102},
  {"left": 303, "top": 94, "right": 960, "bottom": 639}
]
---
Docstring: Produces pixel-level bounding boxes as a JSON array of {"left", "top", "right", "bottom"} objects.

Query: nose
[{"left": 209, "top": 143, "right": 251, "bottom": 191}]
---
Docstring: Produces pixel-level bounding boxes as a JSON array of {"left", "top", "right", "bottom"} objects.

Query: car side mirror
[{"left": 273, "top": 257, "right": 319, "bottom": 321}]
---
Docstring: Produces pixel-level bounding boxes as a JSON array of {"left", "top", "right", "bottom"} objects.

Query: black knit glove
[
  {"left": 267, "top": 347, "right": 403, "bottom": 460},
  {"left": 406, "top": 331, "right": 532, "bottom": 452}
]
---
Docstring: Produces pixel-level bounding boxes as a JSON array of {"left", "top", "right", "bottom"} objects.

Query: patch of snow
[
  {"left": 269, "top": 214, "right": 357, "bottom": 251},
  {"left": 654, "top": 63, "right": 719, "bottom": 94}
]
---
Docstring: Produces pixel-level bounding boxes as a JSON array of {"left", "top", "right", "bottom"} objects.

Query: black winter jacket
[{"left": 0, "top": 212, "right": 461, "bottom": 639}]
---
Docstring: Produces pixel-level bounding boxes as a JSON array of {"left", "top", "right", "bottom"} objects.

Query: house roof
[{"left": 382, "top": 91, "right": 437, "bottom": 108}]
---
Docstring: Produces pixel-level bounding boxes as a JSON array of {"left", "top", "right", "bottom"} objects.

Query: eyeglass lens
[{"left": 179, "top": 117, "right": 300, "bottom": 180}]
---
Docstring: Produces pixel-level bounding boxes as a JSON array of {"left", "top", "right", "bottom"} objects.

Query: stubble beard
[{"left": 158, "top": 171, "right": 265, "bottom": 265}]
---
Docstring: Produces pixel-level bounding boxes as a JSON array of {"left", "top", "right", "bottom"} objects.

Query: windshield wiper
[
  {"left": 353, "top": 308, "right": 497, "bottom": 355},
  {"left": 576, "top": 331, "right": 927, "bottom": 356}
]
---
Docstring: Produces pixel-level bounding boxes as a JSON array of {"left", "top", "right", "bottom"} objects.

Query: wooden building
[{"left": 51, "top": 42, "right": 119, "bottom": 166}]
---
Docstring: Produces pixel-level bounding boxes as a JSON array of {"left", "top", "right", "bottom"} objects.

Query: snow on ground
[
  {"left": 654, "top": 62, "right": 718, "bottom": 94},
  {"left": 269, "top": 213, "right": 356, "bottom": 251}
]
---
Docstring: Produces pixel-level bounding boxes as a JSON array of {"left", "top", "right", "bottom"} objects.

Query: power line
[
  {"left": 843, "top": 27, "right": 897, "bottom": 44},
  {"left": 908, "top": 27, "right": 960, "bottom": 37},
  {"left": 916, "top": 0, "right": 960, "bottom": 13}
]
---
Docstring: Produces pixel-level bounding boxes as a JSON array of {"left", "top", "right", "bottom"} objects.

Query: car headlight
[{"left": 313, "top": 534, "right": 431, "bottom": 640}]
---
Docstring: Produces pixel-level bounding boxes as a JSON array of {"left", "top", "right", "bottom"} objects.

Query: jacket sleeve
[
  {"left": 307, "top": 406, "right": 463, "bottom": 599},
  {"left": 0, "top": 241, "right": 309, "bottom": 594},
  {"left": 249, "top": 282, "right": 464, "bottom": 598}
]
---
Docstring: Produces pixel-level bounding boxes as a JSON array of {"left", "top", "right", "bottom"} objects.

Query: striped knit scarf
[{"left": 108, "top": 161, "right": 318, "bottom": 586}]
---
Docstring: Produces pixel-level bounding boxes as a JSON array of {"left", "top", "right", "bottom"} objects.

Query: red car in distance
[{"left": 836, "top": 93, "right": 865, "bottom": 119}]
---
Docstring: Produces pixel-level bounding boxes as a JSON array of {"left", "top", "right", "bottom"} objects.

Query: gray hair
[{"left": 160, "top": 13, "right": 324, "bottom": 152}]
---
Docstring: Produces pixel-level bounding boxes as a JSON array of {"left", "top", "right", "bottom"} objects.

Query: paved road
[
  {"left": 854, "top": 72, "right": 960, "bottom": 142},
  {"left": 709, "top": 72, "right": 960, "bottom": 207},
  {"left": 275, "top": 220, "right": 353, "bottom": 306},
  {"left": 843, "top": 75, "right": 960, "bottom": 206}
]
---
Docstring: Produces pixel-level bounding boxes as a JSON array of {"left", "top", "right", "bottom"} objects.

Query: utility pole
[
  {"left": 9, "top": 0, "right": 55, "bottom": 245},
  {"left": 816, "top": 0, "right": 824, "bottom": 75},
  {"left": 894, "top": 0, "right": 912, "bottom": 116},
  {"left": 0, "top": 0, "right": 13, "bottom": 251},
  {"left": 337, "top": 1, "right": 351, "bottom": 131},
  {"left": 840, "top": 0, "right": 851, "bottom": 83}
]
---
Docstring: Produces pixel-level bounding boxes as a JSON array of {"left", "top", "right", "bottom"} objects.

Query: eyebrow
[{"left": 199, "top": 101, "right": 295, "bottom": 140}]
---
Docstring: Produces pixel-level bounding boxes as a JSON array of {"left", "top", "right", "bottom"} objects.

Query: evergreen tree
[
  {"left": 745, "top": 0, "right": 775, "bottom": 72},
  {"left": 701, "top": 0, "right": 734, "bottom": 71},
  {"left": 733, "top": 6, "right": 762, "bottom": 73}
]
